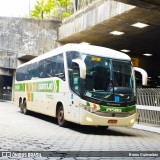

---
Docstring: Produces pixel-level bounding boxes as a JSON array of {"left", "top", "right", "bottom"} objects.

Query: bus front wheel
[{"left": 57, "top": 106, "right": 68, "bottom": 127}]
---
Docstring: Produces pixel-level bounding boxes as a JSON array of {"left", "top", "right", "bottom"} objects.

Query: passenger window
[
  {"left": 45, "top": 56, "right": 57, "bottom": 78},
  {"left": 37, "top": 60, "right": 46, "bottom": 78},
  {"left": 37, "top": 53, "right": 66, "bottom": 81},
  {"left": 16, "top": 65, "right": 28, "bottom": 81},
  {"left": 55, "top": 54, "right": 65, "bottom": 81},
  {"left": 16, "top": 53, "right": 65, "bottom": 81}
]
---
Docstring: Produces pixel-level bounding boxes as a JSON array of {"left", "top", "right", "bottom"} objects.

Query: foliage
[
  {"left": 30, "top": 0, "right": 72, "bottom": 20},
  {"left": 57, "top": 0, "right": 72, "bottom": 8}
]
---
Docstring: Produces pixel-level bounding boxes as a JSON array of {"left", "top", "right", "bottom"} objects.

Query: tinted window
[
  {"left": 28, "top": 63, "right": 37, "bottom": 80},
  {"left": 66, "top": 51, "right": 81, "bottom": 94},
  {"left": 37, "top": 60, "right": 46, "bottom": 78},
  {"left": 112, "top": 60, "right": 132, "bottom": 87},
  {"left": 16, "top": 53, "right": 65, "bottom": 81},
  {"left": 16, "top": 65, "right": 28, "bottom": 81},
  {"left": 54, "top": 54, "right": 65, "bottom": 80},
  {"left": 45, "top": 56, "right": 56, "bottom": 78}
]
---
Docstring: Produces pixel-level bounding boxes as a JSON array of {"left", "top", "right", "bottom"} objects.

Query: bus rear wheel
[
  {"left": 19, "top": 101, "right": 23, "bottom": 113},
  {"left": 57, "top": 106, "right": 68, "bottom": 127},
  {"left": 22, "top": 101, "right": 29, "bottom": 115}
]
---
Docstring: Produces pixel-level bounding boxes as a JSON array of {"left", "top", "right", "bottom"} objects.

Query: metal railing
[
  {"left": 136, "top": 88, "right": 160, "bottom": 125},
  {"left": 137, "top": 88, "right": 160, "bottom": 106},
  {"left": 136, "top": 105, "right": 160, "bottom": 125}
]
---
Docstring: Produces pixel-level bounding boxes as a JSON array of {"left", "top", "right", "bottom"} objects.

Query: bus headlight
[
  {"left": 130, "top": 119, "right": 135, "bottom": 124},
  {"left": 86, "top": 116, "right": 93, "bottom": 122}
]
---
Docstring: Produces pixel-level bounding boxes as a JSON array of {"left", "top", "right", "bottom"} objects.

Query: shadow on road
[
  {"left": 67, "top": 123, "right": 136, "bottom": 137},
  {"left": 22, "top": 111, "right": 136, "bottom": 137}
]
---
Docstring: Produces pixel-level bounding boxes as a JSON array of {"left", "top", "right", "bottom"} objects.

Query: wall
[
  {"left": 0, "top": 17, "right": 61, "bottom": 69},
  {"left": 130, "top": 55, "right": 160, "bottom": 76},
  {"left": 0, "top": 17, "right": 61, "bottom": 100}
]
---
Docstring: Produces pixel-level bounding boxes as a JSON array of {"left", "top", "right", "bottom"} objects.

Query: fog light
[{"left": 86, "top": 116, "right": 93, "bottom": 122}]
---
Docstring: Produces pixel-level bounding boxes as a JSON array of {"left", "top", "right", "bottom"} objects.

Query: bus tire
[
  {"left": 57, "top": 105, "right": 68, "bottom": 127},
  {"left": 22, "top": 101, "right": 29, "bottom": 115},
  {"left": 19, "top": 99, "right": 23, "bottom": 113}
]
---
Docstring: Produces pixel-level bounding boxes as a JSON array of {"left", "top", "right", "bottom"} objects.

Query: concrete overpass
[
  {"left": 115, "top": 0, "right": 160, "bottom": 11},
  {"left": 59, "top": 0, "right": 160, "bottom": 84}
]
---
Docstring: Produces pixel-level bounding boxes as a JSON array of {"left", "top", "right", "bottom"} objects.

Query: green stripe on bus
[
  {"left": 15, "top": 83, "right": 25, "bottom": 91},
  {"left": 100, "top": 105, "right": 136, "bottom": 113},
  {"left": 15, "top": 80, "right": 60, "bottom": 93},
  {"left": 31, "top": 93, "right": 33, "bottom": 101},
  {"left": 56, "top": 80, "right": 60, "bottom": 92}
]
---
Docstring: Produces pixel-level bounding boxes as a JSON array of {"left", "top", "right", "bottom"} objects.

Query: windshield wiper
[{"left": 110, "top": 80, "right": 115, "bottom": 95}]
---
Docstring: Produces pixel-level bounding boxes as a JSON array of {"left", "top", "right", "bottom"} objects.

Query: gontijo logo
[
  {"left": 36, "top": 80, "right": 59, "bottom": 92},
  {"left": 38, "top": 83, "right": 53, "bottom": 90}
]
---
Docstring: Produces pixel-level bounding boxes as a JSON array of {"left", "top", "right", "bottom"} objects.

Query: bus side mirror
[
  {"left": 72, "top": 59, "right": 86, "bottom": 79},
  {"left": 134, "top": 67, "right": 148, "bottom": 86}
]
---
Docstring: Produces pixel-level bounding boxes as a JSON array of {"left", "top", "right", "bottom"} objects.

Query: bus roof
[{"left": 17, "top": 43, "right": 131, "bottom": 68}]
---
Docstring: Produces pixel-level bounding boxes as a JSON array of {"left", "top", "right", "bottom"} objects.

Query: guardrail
[
  {"left": 136, "top": 88, "right": 160, "bottom": 125},
  {"left": 137, "top": 88, "right": 160, "bottom": 106},
  {"left": 136, "top": 105, "right": 160, "bottom": 125}
]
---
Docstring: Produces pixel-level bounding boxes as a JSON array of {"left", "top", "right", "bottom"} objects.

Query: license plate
[{"left": 108, "top": 120, "right": 117, "bottom": 124}]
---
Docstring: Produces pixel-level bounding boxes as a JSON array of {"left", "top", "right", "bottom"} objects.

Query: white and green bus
[{"left": 14, "top": 43, "right": 137, "bottom": 127}]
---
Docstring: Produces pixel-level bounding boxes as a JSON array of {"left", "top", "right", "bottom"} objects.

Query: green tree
[
  {"left": 30, "top": 0, "right": 72, "bottom": 19},
  {"left": 57, "top": 0, "right": 72, "bottom": 18}
]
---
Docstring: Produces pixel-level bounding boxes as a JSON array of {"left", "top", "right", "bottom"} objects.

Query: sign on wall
[{"left": 131, "top": 58, "right": 139, "bottom": 67}]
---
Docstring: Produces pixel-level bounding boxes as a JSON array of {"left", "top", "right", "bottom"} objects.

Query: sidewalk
[{"left": 132, "top": 123, "right": 160, "bottom": 134}]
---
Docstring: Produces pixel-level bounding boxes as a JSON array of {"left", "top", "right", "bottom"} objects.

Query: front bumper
[{"left": 80, "top": 108, "right": 136, "bottom": 126}]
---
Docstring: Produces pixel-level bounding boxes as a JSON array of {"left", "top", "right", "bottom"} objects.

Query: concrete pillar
[
  {"left": 12, "top": 70, "right": 16, "bottom": 102},
  {"left": 0, "top": 75, "right": 4, "bottom": 99}
]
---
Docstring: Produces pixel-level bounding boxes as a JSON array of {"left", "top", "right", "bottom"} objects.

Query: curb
[{"left": 132, "top": 123, "right": 160, "bottom": 134}]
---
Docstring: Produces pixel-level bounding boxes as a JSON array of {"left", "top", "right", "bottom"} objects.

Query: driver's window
[
  {"left": 66, "top": 51, "right": 81, "bottom": 95},
  {"left": 72, "top": 63, "right": 80, "bottom": 94}
]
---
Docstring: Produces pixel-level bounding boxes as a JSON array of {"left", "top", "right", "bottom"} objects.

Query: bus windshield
[
  {"left": 82, "top": 54, "right": 136, "bottom": 104},
  {"left": 67, "top": 52, "right": 136, "bottom": 105}
]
